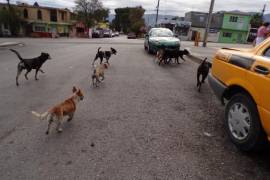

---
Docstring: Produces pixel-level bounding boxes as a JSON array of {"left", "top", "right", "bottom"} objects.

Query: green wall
[
  {"left": 222, "top": 13, "right": 251, "bottom": 31},
  {"left": 219, "top": 13, "right": 251, "bottom": 43},
  {"left": 219, "top": 30, "right": 248, "bottom": 43}
]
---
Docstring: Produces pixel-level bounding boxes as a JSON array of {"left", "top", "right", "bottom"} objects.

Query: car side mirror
[{"left": 174, "top": 34, "right": 179, "bottom": 38}]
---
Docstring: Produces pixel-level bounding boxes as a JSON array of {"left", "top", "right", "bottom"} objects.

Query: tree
[
  {"left": 113, "top": 6, "right": 145, "bottom": 34},
  {"left": 250, "top": 13, "right": 263, "bottom": 28},
  {"left": 129, "top": 6, "right": 145, "bottom": 35},
  {"left": 74, "top": 0, "right": 109, "bottom": 28},
  {"left": 171, "top": 16, "right": 179, "bottom": 20},
  {"left": 0, "top": 6, "right": 21, "bottom": 36}
]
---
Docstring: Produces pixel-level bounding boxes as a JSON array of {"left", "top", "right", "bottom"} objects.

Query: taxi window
[{"left": 263, "top": 47, "right": 270, "bottom": 58}]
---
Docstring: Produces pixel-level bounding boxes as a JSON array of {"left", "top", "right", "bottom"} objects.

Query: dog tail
[
  {"left": 98, "top": 47, "right": 101, "bottom": 52},
  {"left": 31, "top": 111, "right": 49, "bottom": 120},
  {"left": 10, "top": 49, "right": 23, "bottom": 61}
]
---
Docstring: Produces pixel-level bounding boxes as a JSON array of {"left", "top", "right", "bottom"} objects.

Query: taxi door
[{"left": 247, "top": 49, "right": 270, "bottom": 133}]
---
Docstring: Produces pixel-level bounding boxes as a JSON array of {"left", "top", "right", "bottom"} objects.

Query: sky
[{"left": 1, "top": 0, "right": 269, "bottom": 16}]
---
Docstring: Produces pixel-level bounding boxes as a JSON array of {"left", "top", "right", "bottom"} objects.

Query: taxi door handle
[{"left": 254, "top": 65, "right": 269, "bottom": 75}]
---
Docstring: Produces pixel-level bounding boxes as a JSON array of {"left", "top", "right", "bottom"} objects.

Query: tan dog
[
  {"left": 31, "top": 86, "right": 84, "bottom": 134},
  {"left": 156, "top": 49, "right": 165, "bottom": 65},
  {"left": 92, "top": 63, "right": 108, "bottom": 87}
]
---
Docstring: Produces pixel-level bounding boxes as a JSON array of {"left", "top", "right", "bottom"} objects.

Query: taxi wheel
[{"left": 225, "top": 93, "right": 267, "bottom": 152}]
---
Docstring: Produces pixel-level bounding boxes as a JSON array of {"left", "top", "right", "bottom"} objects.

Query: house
[
  {"left": 218, "top": 12, "right": 251, "bottom": 43},
  {"left": 185, "top": 11, "right": 223, "bottom": 42},
  {"left": 0, "top": 2, "right": 75, "bottom": 37},
  {"left": 157, "top": 19, "right": 191, "bottom": 40}
]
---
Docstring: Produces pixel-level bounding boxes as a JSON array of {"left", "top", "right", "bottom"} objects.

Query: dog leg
[
  {"left": 202, "top": 74, "right": 207, "bottom": 84},
  {"left": 198, "top": 83, "right": 201, "bottom": 92},
  {"left": 100, "top": 57, "right": 104, "bottom": 64},
  {"left": 197, "top": 73, "right": 201, "bottom": 88},
  {"left": 100, "top": 74, "right": 105, "bottom": 81},
  {"left": 35, "top": 69, "right": 39, "bottom": 80},
  {"left": 46, "top": 118, "right": 53, "bottom": 135},
  {"left": 25, "top": 70, "right": 31, "bottom": 80},
  {"left": 180, "top": 55, "right": 186, "bottom": 61},
  {"left": 39, "top": 69, "right": 45, "bottom": 73},
  {"left": 56, "top": 120, "right": 63, "bottom": 133},
  {"left": 56, "top": 111, "right": 63, "bottom": 133},
  {"left": 16, "top": 66, "right": 23, "bottom": 86},
  {"left": 67, "top": 113, "right": 74, "bottom": 122},
  {"left": 176, "top": 57, "right": 180, "bottom": 64}
]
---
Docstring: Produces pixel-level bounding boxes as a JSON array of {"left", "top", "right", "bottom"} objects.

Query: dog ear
[
  {"left": 111, "top": 48, "right": 117, "bottom": 54},
  {"left": 72, "top": 86, "right": 77, "bottom": 93}
]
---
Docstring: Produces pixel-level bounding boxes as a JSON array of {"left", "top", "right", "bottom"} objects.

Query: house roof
[
  {"left": 218, "top": 11, "right": 251, "bottom": 16},
  {"left": 0, "top": 2, "right": 70, "bottom": 12}
]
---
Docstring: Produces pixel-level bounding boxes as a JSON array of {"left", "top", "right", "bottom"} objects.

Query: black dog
[
  {"left": 157, "top": 48, "right": 190, "bottom": 65},
  {"left": 197, "top": 58, "right": 212, "bottom": 92},
  {"left": 92, "top": 47, "right": 117, "bottom": 65},
  {"left": 10, "top": 49, "right": 51, "bottom": 86}
]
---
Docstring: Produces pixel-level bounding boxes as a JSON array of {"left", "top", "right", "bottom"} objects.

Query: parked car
[
  {"left": 127, "top": 32, "right": 136, "bottom": 39},
  {"left": 208, "top": 38, "right": 270, "bottom": 151},
  {"left": 92, "top": 28, "right": 104, "bottom": 38},
  {"left": 114, "top": 31, "right": 120, "bottom": 36},
  {"left": 144, "top": 28, "right": 180, "bottom": 54},
  {"left": 112, "top": 31, "right": 119, "bottom": 37},
  {"left": 0, "top": 29, "right": 11, "bottom": 37},
  {"left": 103, "top": 29, "right": 113, "bottom": 38}
]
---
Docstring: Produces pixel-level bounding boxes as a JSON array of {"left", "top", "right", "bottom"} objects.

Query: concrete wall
[{"left": 18, "top": 6, "right": 71, "bottom": 23}]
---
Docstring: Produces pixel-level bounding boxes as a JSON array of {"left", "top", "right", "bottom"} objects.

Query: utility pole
[
  {"left": 155, "top": 0, "right": 160, "bottom": 27},
  {"left": 262, "top": 4, "right": 266, "bottom": 21},
  {"left": 7, "top": 0, "right": 11, "bottom": 9},
  {"left": 203, "top": 0, "right": 215, "bottom": 47}
]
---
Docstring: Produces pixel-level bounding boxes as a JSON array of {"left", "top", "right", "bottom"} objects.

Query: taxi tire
[{"left": 225, "top": 93, "right": 267, "bottom": 152}]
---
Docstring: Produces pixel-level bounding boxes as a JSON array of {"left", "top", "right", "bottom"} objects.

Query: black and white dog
[
  {"left": 197, "top": 58, "right": 212, "bottom": 92},
  {"left": 92, "top": 47, "right": 117, "bottom": 65},
  {"left": 10, "top": 49, "right": 51, "bottom": 86}
]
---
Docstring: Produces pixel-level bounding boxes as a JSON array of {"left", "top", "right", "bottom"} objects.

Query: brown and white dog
[
  {"left": 92, "top": 63, "right": 109, "bottom": 87},
  {"left": 31, "top": 86, "right": 84, "bottom": 134}
]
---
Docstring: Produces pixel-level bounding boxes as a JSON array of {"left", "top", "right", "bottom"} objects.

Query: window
[
  {"left": 199, "top": 16, "right": 205, "bottom": 22},
  {"left": 23, "top": 9, "right": 28, "bottom": 18},
  {"left": 37, "top": 10, "right": 42, "bottom": 20},
  {"left": 263, "top": 47, "right": 270, "bottom": 57},
  {"left": 34, "top": 26, "right": 46, "bottom": 32},
  {"left": 229, "top": 16, "right": 238, "bottom": 22},
  {"left": 50, "top": 10, "right": 57, "bottom": 22},
  {"left": 61, "top": 12, "right": 65, "bottom": 20},
  {"left": 223, "top": 32, "right": 232, "bottom": 37}
]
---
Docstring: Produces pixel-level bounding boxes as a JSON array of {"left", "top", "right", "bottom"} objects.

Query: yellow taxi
[{"left": 209, "top": 38, "right": 270, "bottom": 151}]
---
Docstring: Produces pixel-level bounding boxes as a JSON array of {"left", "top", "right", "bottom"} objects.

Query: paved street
[{"left": 0, "top": 36, "right": 269, "bottom": 180}]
